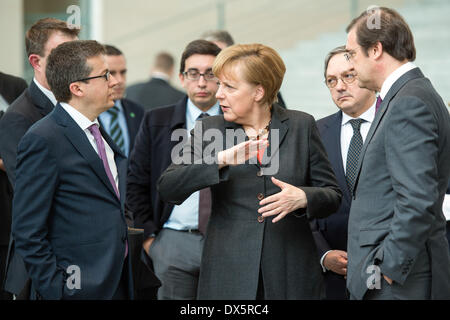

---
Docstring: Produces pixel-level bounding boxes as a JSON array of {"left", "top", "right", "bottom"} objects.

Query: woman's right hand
[
  {"left": 143, "top": 237, "right": 155, "bottom": 255},
  {"left": 217, "top": 138, "right": 268, "bottom": 169}
]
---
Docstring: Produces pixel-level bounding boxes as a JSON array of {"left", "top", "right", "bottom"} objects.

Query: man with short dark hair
[
  {"left": 126, "top": 51, "right": 184, "bottom": 110},
  {"left": 0, "top": 18, "right": 79, "bottom": 299},
  {"left": 12, "top": 40, "right": 133, "bottom": 300},
  {"left": 127, "top": 39, "right": 221, "bottom": 299},
  {"left": 310, "top": 45, "right": 376, "bottom": 300},
  {"left": 345, "top": 7, "right": 450, "bottom": 300},
  {"left": 99, "top": 45, "right": 144, "bottom": 159}
]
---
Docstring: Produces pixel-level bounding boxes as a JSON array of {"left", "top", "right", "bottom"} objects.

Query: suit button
[
  {"left": 257, "top": 170, "right": 263, "bottom": 177},
  {"left": 257, "top": 215, "right": 265, "bottom": 223},
  {"left": 257, "top": 193, "right": 264, "bottom": 200}
]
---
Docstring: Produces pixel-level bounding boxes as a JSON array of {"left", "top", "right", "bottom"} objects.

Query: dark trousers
[
  {"left": 0, "top": 245, "right": 12, "bottom": 300},
  {"left": 112, "top": 260, "right": 129, "bottom": 300}
]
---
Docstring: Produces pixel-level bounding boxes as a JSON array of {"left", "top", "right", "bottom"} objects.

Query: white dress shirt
[
  {"left": 340, "top": 103, "right": 376, "bottom": 174},
  {"left": 60, "top": 102, "right": 119, "bottom": 189}
]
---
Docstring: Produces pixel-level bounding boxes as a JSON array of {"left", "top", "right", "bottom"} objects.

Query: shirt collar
[
  {"left": 341, "top": 100, "right": 376, "bottom": 127},
  {"left": 187, "top": 99, "right": 220, "bottom": 121},
  {"left": 113, "top": 99, "right": 123, "bottom": 111},
  {"left": 33, "top": 78, "right": 58, "bottom": 106},
  {"left": 60, "top": 102, "right": 99, "bottom": 131},
  {"left": 379, "top": 62, "right": 417, "bottom": 100}
]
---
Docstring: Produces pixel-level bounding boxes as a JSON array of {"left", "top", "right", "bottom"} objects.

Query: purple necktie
[
  {"left": 88, "top": 124, "right": 128, "bottom": 258},
  {"left": 375, "top": 95, "right": 383, "bottom": 113}
]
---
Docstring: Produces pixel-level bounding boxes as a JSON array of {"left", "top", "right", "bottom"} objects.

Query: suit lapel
[
  {"left": 261, "top": 104, "right": 289, "bottom": 167},
  {"left": 322, "top": 112, "right": 350, "bottom": 200},
  {"left": 352, "top": 68, "right": 425, "bottom": 195},
  {"left": 52, "top": 104, "right": 121, "bottom": 201}
]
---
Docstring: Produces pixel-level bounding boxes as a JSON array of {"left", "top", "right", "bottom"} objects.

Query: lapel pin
[{"left": 130, "top": 112, "right": 135, "bottom": 118}]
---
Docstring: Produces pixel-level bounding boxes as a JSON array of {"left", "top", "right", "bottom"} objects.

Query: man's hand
[
  {"left": 323, "top": 250, "right": 348, "bottom": 275},
  {"left": 143, "top": 237, "right": 155, "bottom": 255},
  {"left": 383, "top": 275, "right": 393, "bottom": 285},
  {"left": 218, "top": 138, "right": 268, "bottom": 169},
  {"left": 258, "top": 177, "right": 307, "bottom": 223},
  {"left": 0, "top": 158, "right": 5, "bottom": 172}
]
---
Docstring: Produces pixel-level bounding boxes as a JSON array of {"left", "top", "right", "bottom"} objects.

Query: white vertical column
[{"left": 90, "top": 0, "right": 104, "bottom": 42}]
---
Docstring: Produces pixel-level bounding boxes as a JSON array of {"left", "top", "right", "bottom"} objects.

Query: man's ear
[
  {"left": 28, "top": 54, "right": 42, "bottom": 71},
  {"left": 254, "top": 85, "right": 265, "bottom": 103},
  {"left": 69, "top": 82, "right": 84, "bottom": 98},
  {"left": 178, "top": 72, "right": 186, "bottom": 89},
  {"left": 371, "top": 41, "right": 383, "bottom": 60}
]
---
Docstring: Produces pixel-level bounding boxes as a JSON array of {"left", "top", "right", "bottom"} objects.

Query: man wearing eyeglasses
[
  {"left": 126, "top": 40, "right": 221, "bottom": 299},
  {"left": 11, "top": 40, "right": 133, "bottom": 299},
  {"left": 310, "top": 45, "right": 376, "bottom": 300},
  {"left": 0, "top": 18, "right": 79, "bottom": 300}
]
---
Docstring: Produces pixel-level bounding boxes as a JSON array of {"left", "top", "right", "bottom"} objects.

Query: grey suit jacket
[
  {"left": 157, "top": 104, "right": 342, "bottom": 299},
  {"left": 347, "top": 68, "right": 450, "bottom": 300}
]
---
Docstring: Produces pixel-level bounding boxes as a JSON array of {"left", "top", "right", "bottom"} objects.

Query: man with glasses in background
[
  {"left": 126, "top": 40, "right": 221, "bottom": 299},
  {"left": 11, "top": 40, "right": 133, "bottom": 299},
  {"left": 310, "top": 45, "right": 376, "bottom": 299}
]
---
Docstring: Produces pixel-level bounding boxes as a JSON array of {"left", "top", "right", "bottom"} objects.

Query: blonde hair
[{"left": 212, "top": 44, "right": 286, "bottom": 106}]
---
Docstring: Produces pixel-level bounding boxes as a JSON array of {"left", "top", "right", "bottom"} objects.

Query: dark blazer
[
  {"left": 0, "top": 80, "right": 54, "bottom": 296},
  {"left": 98, "top": 98, "right": 144, "bottom": 156},
  {"left": 0, "top": 72, "right": 27, "bottom": 105},
  {"left": 126, "top": 78, "right": 185, "bottom": 110},
  {"left": 158, "top": 104, "right": 342, "bottom": 299},
  {"left": 12, "top": 103, "right": 132, "bottom": 299},
  {"left": 0, "top": 73, "right": 27, "bottom": 247},
  {"left": 126, "top": 96, "right": 188, "bottom": 239},
  {"left": 347, "top": 68, "right": 450, "bottom": 300},
  {"left": 310, "top": 111, "right": 350, "bottom": 300}
]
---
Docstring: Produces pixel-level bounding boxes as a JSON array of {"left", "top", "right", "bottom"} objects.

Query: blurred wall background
[{"left": 0, "top": 0, "right": 448, "bottom": 118}]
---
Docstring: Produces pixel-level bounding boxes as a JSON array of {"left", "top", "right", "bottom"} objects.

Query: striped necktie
[{"left": 107, "top": 105, "right": 126, "bottom": 154}]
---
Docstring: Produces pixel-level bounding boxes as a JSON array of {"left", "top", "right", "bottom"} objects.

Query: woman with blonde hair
[{"left": 158, "top": 44, "right": 341, "bottom": 299}]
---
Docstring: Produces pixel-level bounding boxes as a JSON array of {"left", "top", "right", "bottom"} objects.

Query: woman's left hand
[{"left": 258, "top": 177, "right": 308, "bottom": 223}]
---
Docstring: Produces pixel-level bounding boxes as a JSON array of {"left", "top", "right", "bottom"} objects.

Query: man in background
[
  {"left": 127, "top": 40, "right": 221, "bottom": 299},
  {"left": 310, "top": 45, "right": 376, "bottom": 299},
  {"left": 126, "top": 52, "right": 184, "bottom": 110}
]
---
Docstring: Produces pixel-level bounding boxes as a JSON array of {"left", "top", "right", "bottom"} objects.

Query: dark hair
[
  {"left": 323, "top": 45, "right": 347, "bottom": 79},
  {"left": 346, "top": 7, "right": 415, "bottom": 62},
  {"left": 104, "top": 44, "right": 123, "bottom": 56},
  {"left": 25, "top": 18, "right": 80, "bottom": 57},
  {"left": 201, "top": 30, "right": 235, "bottom": 47},
  {"left": 154, "top": 52, "right": 175, "bottom": 72},
  {"left": 179, "top": 40, "right": 221, "bottom": 74},
  {"left": 46, "top": 40, "right": 106, "bottom": 102}
]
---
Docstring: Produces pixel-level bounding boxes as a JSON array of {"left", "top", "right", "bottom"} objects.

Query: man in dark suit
[
  {"left": 127, "top": 40, "right": 221, "bottom": 299},
  {"left": 126, "top": 52, "right": 185, "bottom": 110},
  {"left": 99, "top": 45, "right": 144, "bottom": 161},
  {"left": 310, "top": 46, "right": 376, "bottom": 300},
  {"left": 0, "top": 72, "right": 27, "bottom": 300},
  {"left": 12, "top": 40, "right": 132, "bottom": 299},
  {"left": 0, "top": 18, "right": 79, "bottom": 299},
  {"left": 345, "top": 7, "right": 450, "bottom": 299}
]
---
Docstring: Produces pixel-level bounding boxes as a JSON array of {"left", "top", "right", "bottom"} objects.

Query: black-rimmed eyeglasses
[
  {"left": 183, "top": 69, "right": 217, "bottom": 81},
  {"left": 75, "top": 70, "right": 110, "bottom": 83}
]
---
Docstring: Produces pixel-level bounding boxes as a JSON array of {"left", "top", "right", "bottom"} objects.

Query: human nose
[
  {"left": 216, "top": 84, "right": 224, "bottom": 99},
  {"left": 334, "top": 77, "right": 347, "bottom": 91}
]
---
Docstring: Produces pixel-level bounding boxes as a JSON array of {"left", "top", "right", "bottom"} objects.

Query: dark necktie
[
  {"left": 197, "top": 112, "right": 211, "bottom": 234},
  {"left": 107, "top": 105, "right": 126, "bottom": 154},
  {"left": 346, "top": 119, "right": 366, "bottom": 195},
  {"left": 375, "top": 95, "right": 383, "bottom": 113}
]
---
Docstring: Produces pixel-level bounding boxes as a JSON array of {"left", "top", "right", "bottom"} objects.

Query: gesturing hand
[
  {"left": 258, "top": 177, "right": 308, "bottom": 223},
  {"left": 218, "top": 138, "right": 268, "bottom": 169},
  {"left": 323, "top": 250, "right": 348, "bottom": 275}
]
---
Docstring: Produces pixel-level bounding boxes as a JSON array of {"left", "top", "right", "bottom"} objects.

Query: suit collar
[
  {"left": 170, "top": 96, "right": 188, "bottom": 129},
  {"left": 29, "top": 80, "right": 55, "bottom": 117}
]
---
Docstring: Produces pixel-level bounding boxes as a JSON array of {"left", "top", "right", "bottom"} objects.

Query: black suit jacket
[
  {"left": 0, "top": 80, "right": 54, "bottom": 295},
  {"left": 98, "top": 98, "right": 145, "bottom": 156},
  {"left": 310, "top": 110, "right": 350, "bottom": 300},
  {"left": 0, "top": 73, "right": 27, "bottom": 247},
  {"left": 126, "top": 78, "right": 185, "bottom": 111},
  {"left": 126, "top": 96, "right": 188, "bottom": 239}
]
